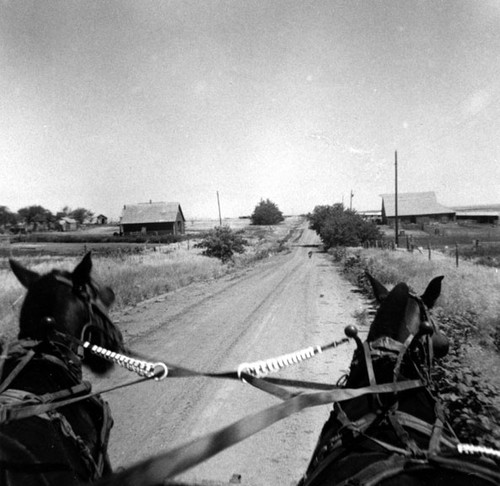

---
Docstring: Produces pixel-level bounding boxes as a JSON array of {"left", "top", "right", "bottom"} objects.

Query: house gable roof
[
  {"left": 120, "top": 202, "right": 185, "bottom": 225},
  {"left": 381, "top": 192, "right": 455, "bottom": 217},
  {"left": 58, "top": 217, "right": 77, "bottom": 224}
]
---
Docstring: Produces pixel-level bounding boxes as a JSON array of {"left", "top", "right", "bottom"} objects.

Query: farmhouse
[
  {"left": 57, "top": 217, "right": 78, "bottom": 232},
  {"left": 120, "top": 201, "right": 186, "bottom": 235},
  {"left": 381, "top": 192, "right": 455, "bottom": 225},
  {"left": 96, "top": 214, "right": 108, "bottom": 225}
]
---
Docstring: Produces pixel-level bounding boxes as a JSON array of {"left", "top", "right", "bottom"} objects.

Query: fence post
[
  {"left": 455, "top": 242, "right": 459, "bottom": 267},
  {"left": 428, "top": 241, "right": 431, "bottom": 260}
]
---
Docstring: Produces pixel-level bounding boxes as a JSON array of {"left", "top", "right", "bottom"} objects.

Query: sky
[{"left": 1, "top": 0, "right": 500, "bottom": 221}]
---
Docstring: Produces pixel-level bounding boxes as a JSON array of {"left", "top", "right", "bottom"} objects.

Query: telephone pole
[
  {"left": 395, "top": 151, "right": 399, "bottom": 247},
  {"left": 216, "top": 191, "right": 222, "bottom": 226},
  {"left": 349, "top": 190, "right": 354, "bottom": 211}
]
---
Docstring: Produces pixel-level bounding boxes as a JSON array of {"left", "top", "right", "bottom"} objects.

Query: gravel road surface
[{"left": 93, "top": 225, "right": 369, "bottom": 485}]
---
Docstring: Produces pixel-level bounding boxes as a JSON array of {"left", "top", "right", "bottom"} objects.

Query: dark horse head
[
  {"left": 1, "top": 253, "right": 124, "bottom": 485},
  {"left": 301, "top": 273, "right": 499, "bottom": 486},
  {"left": 10, "top": 252, "right": 125, "bottom": 374},
  {"left": 365, "top": 272, "right": 448, "bottom": 358},
  {"left": 344, "top": 272, "right": 449, "bottom": 389}
]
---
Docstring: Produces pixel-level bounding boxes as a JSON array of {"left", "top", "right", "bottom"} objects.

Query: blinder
[{"left": 48, "top": 274, "right": 117, "bottom": 359}]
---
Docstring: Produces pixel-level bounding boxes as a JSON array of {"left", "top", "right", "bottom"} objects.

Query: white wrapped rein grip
[
  {"left": 83, "top": 342, "right": 168, "bottom": 380},
  {"left": 237, "top": 345, "right": 322, "bottom": 381}
]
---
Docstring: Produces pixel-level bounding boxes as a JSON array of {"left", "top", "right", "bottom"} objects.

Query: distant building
[
  {"left": 96, "top": 214, "right": 108, "bottom": 225},
  {"left": 120, "top": 201, "right": 186, "bottom": 235},
  {"left": 381, "top": 192, "right": 455, "bottom": 225},
  {"left": 452, "top": 206, "right": 499, "bottom": 225},
  {"left": 58, "top": 217, "right": 78, "bottom": 232},
  {"left": 359, "top": 210, "right": 382, "bottom": 224}
]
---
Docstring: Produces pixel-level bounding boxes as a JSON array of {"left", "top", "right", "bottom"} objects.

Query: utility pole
[
  {"left": 395, "top": 150, "right": 399, "bottom": 247},
  {"left": 216, "top": 191, "right": 222, "bottom": 226},
  {"left": 350, "top": 189, "right": 354, "bottom": 211}
]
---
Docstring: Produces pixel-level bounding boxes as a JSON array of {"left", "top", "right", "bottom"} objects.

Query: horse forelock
[
  {"left": 18, "top": 271, "right": 84, "bottom": 340},
  {"left": 367, "top": 282, "right": 411, "bottom": 342}
]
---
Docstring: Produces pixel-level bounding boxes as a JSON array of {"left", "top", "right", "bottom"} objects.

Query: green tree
[
  {"left": 307, "top": 204, "right": 343, "bottom": 233},
  {"left": 17, "top": 205, "right": 54, "bottom": 226},
  {"left": 0, "top": 206, "right": 18, "bottom": 226},
  {"left": 195, "top": 226, "right": 247, "bottom": 263},
  {"left": 307, "top": 204, "right": 380, "bottom": 249},
  {"left": 251, "top": 199, "right": 284, "bottom": 225},
  {"left": 69, "top": 207, "right": 94, "bottom": 225}
]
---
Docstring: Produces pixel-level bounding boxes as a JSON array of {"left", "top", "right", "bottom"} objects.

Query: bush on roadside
[
  {"left": 194, "top": 226, "right": 247, "bottom": 263},
  {"left": 251, "top": 199, "right": 284, "bottom": 225},
  {"left": 307, "top": 204, "right": 380, "bottom": 248}
]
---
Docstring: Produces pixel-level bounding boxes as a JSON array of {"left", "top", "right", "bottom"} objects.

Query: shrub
[
  {"left": 251, "top": 199, "right": 284, "bottom": 225},
  {"left": 194, "top": 226, "right": 247, "bottom": 263},
  {"left": 308, "top": 204, "right": 380, "bottom": 248}
]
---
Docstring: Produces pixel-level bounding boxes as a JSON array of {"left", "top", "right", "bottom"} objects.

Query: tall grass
[
  {"left": 93, "top": 250, "right": 229, "bottom": 309},
  {"left": 0, "top": 220, "right": 298, "bottom": 340},
  {"left": 348, "top": 248, "right": 500, "bottom": 336},
  {"left": 0, "top": 251, "right": 229, "bottom": 341}
]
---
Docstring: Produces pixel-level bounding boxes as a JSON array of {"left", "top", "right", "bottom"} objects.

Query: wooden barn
[
  {"left": 120, "top": 202, "right": 185, "bottom": 236},
  {"left": 381, "top": 192, "right": 455, "bottom": 225},
  {"left": 452, "top": 205, "right": 500, "bottom": 225}
]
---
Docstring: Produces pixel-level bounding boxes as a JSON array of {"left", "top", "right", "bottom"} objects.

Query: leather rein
[{"left": 2, "top": 287, "right": 498, "bottom": 485}]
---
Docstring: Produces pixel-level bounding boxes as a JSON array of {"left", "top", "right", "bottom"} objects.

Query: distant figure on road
[{"left": 308, "top": 251, "right": 313, "bottom": 258}]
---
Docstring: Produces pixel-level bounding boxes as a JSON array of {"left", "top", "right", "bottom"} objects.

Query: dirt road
[{"left": 95, "top": 225, "right": 369, "bottom": 485}]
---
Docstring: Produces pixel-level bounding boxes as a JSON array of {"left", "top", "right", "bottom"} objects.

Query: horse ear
[
  {"left": 421, "top": 276, "right": 444, "bottom": 309},
  {"left": 9, "top": 259, "right": 40, "bottom": 288},
  {"left": 365, "top": 271, "right": 389, "bottom": 302},
  {"left": 72, "top": 252, "right": 93, "bottom": 285}
]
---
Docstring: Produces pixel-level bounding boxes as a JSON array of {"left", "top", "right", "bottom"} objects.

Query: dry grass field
[{"left": 0, "top": 216, "right": 303, "bottom": 342}]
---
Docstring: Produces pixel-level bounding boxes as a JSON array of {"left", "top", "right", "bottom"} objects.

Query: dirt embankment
[{"left": 94, "top": 224, "right": 369, "bottom": 485}]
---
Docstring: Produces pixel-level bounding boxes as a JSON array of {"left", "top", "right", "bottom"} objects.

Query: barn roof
[
  {"left": 58, "top": 217, "right": 77, "bottom": 224},
  {"left": 120, "top": 202, "right": 185, "bottom": 224},
  {"left": 455, "top": 210, "right": 499, "bottom": 217},
  {"left": 380, "top": 192, "right": 455, "bottom": 217}
]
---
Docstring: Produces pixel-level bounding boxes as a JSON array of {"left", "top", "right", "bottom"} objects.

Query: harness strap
[
  {"left": 239, "top": 372, "right": 299, "bottom": 401},
  {"left": 428, "top": 400, "right": 446, "bottom": 454},
  {"left": 392, "top": 333, "right": 414, "bottom": 382},
  {"left": 427, "top": 455, "right": 500, "bottom": 485},
  {"left": 0, "top": 350, "right": 35, "bottom": 394},
  {"left": 302, "top": 411, "right": 381, "bottom": 486},
  {"left": 339, "top": 453, "right": 411, "bottom": 486},
  {"left": 363, "top": 342, "right": 382, "bottom": 409},
  {"left": 363, "top": 342, "right": 377, "bottom": 387},
  {"left": 48, "top": 407, "right": 102, "bottom": 481},
  {"left": 0, "top": 375, "right": 151, "bottom": 424},
  {"left": 395, "top": 411, "right": 457, "bottom": 450},
  {"left": 0, "top": 341, "right": 10, "bottom": 390},
  {"left": 387, "top": 408, "right": 421, "bottom": 455},
  {"left": 96, "top": 399, "right": 113, "bottom": 476},
  {"left": 95, "top": 380, "right": 424, "bottom": 486}
]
